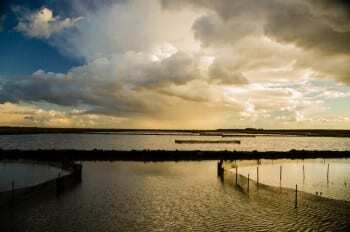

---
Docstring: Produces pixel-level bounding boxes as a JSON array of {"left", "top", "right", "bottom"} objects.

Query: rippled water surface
[
  {"left": 1, "top": 134, "right": 350, "bottom": 151},
  {"left": 0, "top": 162, "right": 66, "bottom": 191},
  {"left": 228, "top": 159, "right": 350, "bottom": 201},
  {"left": 1, "top": 161, "right": 350, "bottom": 231}
]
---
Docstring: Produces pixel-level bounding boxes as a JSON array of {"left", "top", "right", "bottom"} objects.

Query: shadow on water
[{"left": 0, "top": 161, "right": 82, "bottom": 231}]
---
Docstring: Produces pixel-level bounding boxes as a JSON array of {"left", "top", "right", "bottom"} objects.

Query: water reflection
[
  {"left": 227, "top": 159, "right": 350, "bottom": 201},
  {"left": 0, "top": 162, "right": 68, "bottom": 191},
  {"left": 0, "top": 161, "right": 350, "bottom": 231},
  {"left": 1, "top": 134, "right": 350, "bottom": 151}
]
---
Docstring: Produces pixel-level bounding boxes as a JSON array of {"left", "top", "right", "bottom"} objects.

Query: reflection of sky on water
[
  {"left": 1, "top": 134, "right": 350, "bottom": 151},
  {"left": 229, "top": 159, "right": 350, "bottom": 201},
  {"left": 1, "top": 161, "right": 350, "bottom": 231},
  {"left": 0, "top": 162, "right": 67, "bottom": 191}
]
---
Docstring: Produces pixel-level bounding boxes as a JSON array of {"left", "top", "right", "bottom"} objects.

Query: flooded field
[{"left": 1, "top": 161, "right": 350, "bottom": 231}]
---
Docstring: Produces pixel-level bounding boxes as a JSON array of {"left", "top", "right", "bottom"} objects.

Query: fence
[
  {"left": 233, "top": 168, "right": 303, "bottom": 207},
  {"left": 0, "top": 162, "right": 82, "bottom": 207}
]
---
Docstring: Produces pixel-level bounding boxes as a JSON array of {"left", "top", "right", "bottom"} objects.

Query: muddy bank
[{"left": 1, "top": 149, "right": 350, "bottom": 161}]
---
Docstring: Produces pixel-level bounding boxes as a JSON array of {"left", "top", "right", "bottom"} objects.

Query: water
[
  {"left": 228, "top": 159, "right": 350, "bottom": 201},
  {"left": 1, "top": 133, "right": 350, "bottom": 151},
  {"left": 1, "top": 135, "right": 350, "bottom": 231},
  {"left": 0, "top": 162, "right": 67, "bottom": 191},
  {"left": 1, "top": 161, "right": 350, "bottom": 231}
]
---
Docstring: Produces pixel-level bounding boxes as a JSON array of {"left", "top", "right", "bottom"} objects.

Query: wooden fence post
[
  {"left": 11, "top": 180, "right": 15, "bottom": 205},
  {"left": 247, "top": 174, "right": 250, "bottom": 193},
  {"left": 235, "top": 166, "right": 238, "bottom": 185},
  {"left": 295, "top": 184, "right": 298, "bottom": 208},
  {"left": 327, "top": 163, "right": 330, "bottom": 185},
  {"left": 280, "top": 166, "right": 282, "bottom": 189}
]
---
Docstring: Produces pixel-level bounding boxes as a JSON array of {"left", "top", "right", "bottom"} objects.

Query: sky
[{"left": 0, "top": 0, "right": 350, "bottom": 129}]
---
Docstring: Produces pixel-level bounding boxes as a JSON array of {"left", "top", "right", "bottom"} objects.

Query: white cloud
[{"left": 15, "top": 7, "right": 82, "bottom": 39}]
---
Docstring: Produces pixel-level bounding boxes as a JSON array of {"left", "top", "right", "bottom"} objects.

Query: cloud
[
  {"left": 0, "top": 69, "right": 147, "bottom": 116},
  {"left": 161, "top": 0, "right": 350, "bottom": 85},
  {"left": 2, "top": 0, "right": 350, "bottom": 128},
  {"left": 264, "top": 1, "right": 350, "bottom": 56},
  {"left": 52, "top": 0, "right": 201, "bottom": 61},
  {"left": 116, "top": 50, "right": 201, "bottom": 88},
  {"left": 208, "top": 60, "right": 249, "bottom": 85},
  {"left": 0, "top": 102, "right": 128, "bottom": 128},
  {"left": 306, "top": 0, "right": 350, "bottom": 33},
  {"left": 162, "top": 0, "right": 350, "bottom": 55},
  {"left": 192, "top": 14, "right": 261, "bottom": 47},
  {"left": 15, "top": 7, "right": 82, "bottom": 38},
  {"left": 0, "top": 49, "right": 203, "bottom": 116}
]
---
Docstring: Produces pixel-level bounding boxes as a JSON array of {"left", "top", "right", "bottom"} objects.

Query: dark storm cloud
[
  {"left": 264, "top": 0, "right": 350, "bottom": 55},
  {"left": 161, "top": 0, "right": 350, "bottom": 55},
  {"left": 310, "top": 0, "right": 350, "bottom": 10},
  {"left": 192, "top": 13, "right": 260, "bottom": 46}
]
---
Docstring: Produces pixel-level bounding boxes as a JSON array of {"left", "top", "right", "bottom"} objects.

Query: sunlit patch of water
[
  {"left": 1, "top": 134, "right": 350, "bottom": 151},
  {"left": 1, "top": 161, "right": 350, "bottom": 231},
  {"left": 228, "top": 159, "right": 350, "bottom": 201}
]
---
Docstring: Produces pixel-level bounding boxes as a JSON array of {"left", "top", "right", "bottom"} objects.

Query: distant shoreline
[
  {"left": 1, "top": 149, "right": 350, "bottom": 162},
  {"left": 1, "top": 126, "right": 350, "bottom": 137}
]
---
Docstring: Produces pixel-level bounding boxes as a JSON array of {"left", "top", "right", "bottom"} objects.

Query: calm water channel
[{"left": 1, "top": 133, "right": 350, "bottom": 151}]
